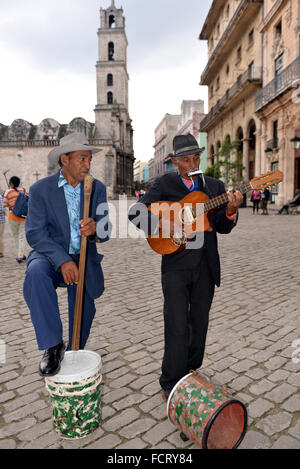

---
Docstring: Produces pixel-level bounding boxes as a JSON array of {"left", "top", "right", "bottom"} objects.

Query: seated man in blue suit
[{"left": 23, "top": 133, "right": 111, "bottom": 377}]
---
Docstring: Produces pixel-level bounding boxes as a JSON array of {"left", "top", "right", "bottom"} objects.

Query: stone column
[{"left": 254, "top": 123, "right": 262, "bottom": 177}]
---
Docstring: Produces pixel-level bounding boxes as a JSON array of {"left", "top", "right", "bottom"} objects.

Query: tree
[
  {"left": 204, "top": 161, "right": 222, "bottom": 179},
  {"left": 204, "top": 137, "right": 245, "bottom": 185},
  {"left": 214, "top": 136, "right": 245, "bottom": 186}
]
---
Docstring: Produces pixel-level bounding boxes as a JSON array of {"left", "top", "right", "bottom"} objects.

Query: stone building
[
  {"left": 254, "top": 0, "right": 300, "bottom": 205},
  {"left": 0, "top": 1, "right": 134, "bottom": 198},
  {"left": 153, "top": 113, "right": 181, "bottom": 178},
  {"left": 95, "top": 1, "right": 134, "bottom": 196},
  {"left": 199, "top": 0, "right": 300, "bottom": 205},
  {"left": 0, "top": 117, "right": 95, "bottom": 192},
  {"left": 163, "top": 100, "right": 207, "bottom": 174},
  {"left": 199, "top": 0, "right": 264, "bottom": 190},
  {"left": 177, "top": 100, "right": 206, "bottom": 136},
  {"left": 148, "top": 158, "right": 154, "bottom": 184},
  {"left": 133, "top": 160, "right": 148, "bottom": 184}
]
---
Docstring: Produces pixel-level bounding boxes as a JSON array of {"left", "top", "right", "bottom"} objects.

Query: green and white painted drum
[
  {"left": 45, "top": 350, "right": 102, "bottom": 439},
  {"left": 167, "top": 371, "right": 247, "bottom": 449}
]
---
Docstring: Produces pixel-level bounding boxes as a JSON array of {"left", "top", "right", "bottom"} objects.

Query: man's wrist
[{"left": 226, "top": 209, "right": 238, "bottom": 220}]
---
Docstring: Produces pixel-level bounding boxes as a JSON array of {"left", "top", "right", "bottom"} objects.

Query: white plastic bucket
[{"left": 45, "top": 350, "right": 102, "bottom": 439}]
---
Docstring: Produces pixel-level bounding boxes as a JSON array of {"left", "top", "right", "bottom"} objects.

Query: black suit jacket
[{"left": 129, "top": 173, "right": 238, "bottom": 287}]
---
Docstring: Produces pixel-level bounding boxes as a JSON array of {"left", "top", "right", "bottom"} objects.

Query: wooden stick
[{"left": 71, "top": 174, "right": 94, "bottom": 351}]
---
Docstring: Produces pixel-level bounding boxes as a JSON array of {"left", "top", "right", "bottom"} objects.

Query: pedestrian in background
[
  {"left": 261, "top": 187, "right": 270, "bottom": 215},
  {"left": 0, "top": 191, "right": 5, "bottom": 257},
  {"left": 251, "top": 189, "right": 261, "bottom": 214},
  {"left": 277, "top": 189, "right": 300, "bottom": 214},
  {"left": 2, "top": 176, "right": 27, "bottom": 263}
]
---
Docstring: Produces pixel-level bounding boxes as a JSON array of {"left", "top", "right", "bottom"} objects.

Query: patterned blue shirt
[
  {"left": 180, "top": 176, "right": 199, "bottom": 192},
  {"left": 58, "top": 170, "right": 81, "bottom": 254},
  {"left": 0, "top": 195, "right": 5, "bottom": 223}
]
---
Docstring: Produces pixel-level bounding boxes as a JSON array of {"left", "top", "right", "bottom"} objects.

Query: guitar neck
[{"left": 204, "top": 182, "right": 252, "bottom": 213}]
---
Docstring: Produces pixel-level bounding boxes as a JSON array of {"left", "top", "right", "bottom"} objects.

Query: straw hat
[{"left": 48, "top": 133, "right": 102, "bottom": 167}]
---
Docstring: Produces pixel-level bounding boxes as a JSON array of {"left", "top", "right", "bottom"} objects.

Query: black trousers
[
  {"left": 159, "top": 255, "right": 215, "bottom": 394},
  {"left": 252, "top": 200, "right": 260, "bottom": 213}
]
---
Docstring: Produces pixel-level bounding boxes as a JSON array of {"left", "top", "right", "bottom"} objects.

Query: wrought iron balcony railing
[
  {"left": 200, "top": 66, "right": 262, "bottom": 130},
  {"left": 201, "top": 0, "right": 263, "bottom": 84},
  {"left": 255, "top": 55, "right": 300, "bottom": 112}
]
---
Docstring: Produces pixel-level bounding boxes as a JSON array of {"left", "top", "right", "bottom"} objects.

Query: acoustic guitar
[{"left": 147, "top": 169, "right": 283, "bottom": 255}]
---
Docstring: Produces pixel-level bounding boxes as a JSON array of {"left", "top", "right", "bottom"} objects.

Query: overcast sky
[{"left": 0, "top": 0, "right": 212, "bottom": 161}]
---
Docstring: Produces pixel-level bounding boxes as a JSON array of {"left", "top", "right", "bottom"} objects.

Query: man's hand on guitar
[
  {"left": 157, "top": 218, "right": 182, "bottom": 238},
  {"left": 157, "top": 219, "right": 191, "bottom": 243},
  {"left": 226, "top": 190, "right": 243, "bottom": 217}
]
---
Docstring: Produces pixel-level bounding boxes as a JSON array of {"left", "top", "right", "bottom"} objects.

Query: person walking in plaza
[
  {"left": 2, "top": 176, "right": 27, "bottom": 263},
  {"left": 128, "top": 133, "right": 243, "bottom": 399},
  {"left": 0, "top": 191, "right": 6, "bottom": 257},
  {"left": 251, "top": 188, "right": 261, "bottom": 214},
  {"left": 261, "top": 187, "right": 270, "bottom": 215},
  {"left": 23, "top": 133, "right": 111, "bottom": 377}
]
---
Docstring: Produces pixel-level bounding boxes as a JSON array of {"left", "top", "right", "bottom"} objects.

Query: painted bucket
[
  {"left": 45, "top": 350, "right": 102, "bottom": 439},
  {"left": 167, "top": 371, "right": 247, "bottom": 449}
]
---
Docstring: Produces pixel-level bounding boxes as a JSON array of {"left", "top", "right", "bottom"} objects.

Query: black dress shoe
[
  {"left": 162, "top": 389, "right": 171, "bottom": 402},
  {"left": 39, "top": 342, "right": 65, "bottom": 377}
]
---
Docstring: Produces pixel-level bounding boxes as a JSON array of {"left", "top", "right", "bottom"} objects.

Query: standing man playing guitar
[{"left": 129, "top": 133, "right": 243, "bottom": 400}]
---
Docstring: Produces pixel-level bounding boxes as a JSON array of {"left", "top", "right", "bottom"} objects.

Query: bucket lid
[{"left": 49, "top": 350, "right": 102, "bottom": 384}]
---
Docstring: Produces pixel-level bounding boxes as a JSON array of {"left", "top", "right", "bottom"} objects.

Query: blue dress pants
[{"left": 23, "top": 257, "right": 96, "bottom": 351}]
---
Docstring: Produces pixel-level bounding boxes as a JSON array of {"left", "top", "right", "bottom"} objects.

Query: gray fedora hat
[
  {"left": 173, "top": 133, "right": 202, "bottom": 158},
  {"left": 48, "top": 132, "right": 102, "bottom": 167}
]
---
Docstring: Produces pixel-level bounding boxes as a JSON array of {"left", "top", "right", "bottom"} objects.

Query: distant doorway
[
  {"left": 295, "top": 157, "right": 300, "bottom": 192},
  {"left": 248, "top": 120, "right": 256, "bottom": 180},
  {"left": 236, "top": 127, "right": 243, "bottom": 181}
]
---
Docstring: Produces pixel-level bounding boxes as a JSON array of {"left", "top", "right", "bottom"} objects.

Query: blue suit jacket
[{"left": 25, "top": 171, "right": 111, "bottom": 299}]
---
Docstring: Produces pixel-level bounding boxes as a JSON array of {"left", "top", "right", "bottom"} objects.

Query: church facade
[{"left": 0, "top": 1, "right": 134, "bottom": 198}]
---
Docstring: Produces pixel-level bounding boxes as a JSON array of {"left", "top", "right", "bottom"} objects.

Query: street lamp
[{"left": 290, "top": 136, "right": 300, "bottom": 150}]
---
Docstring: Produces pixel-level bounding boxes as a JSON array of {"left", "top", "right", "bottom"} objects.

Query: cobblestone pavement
[{"left": 0, "top": 202, "right": 299, "bottom": 450}]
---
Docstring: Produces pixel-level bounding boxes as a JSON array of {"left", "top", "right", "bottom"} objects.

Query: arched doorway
[
  {"left": 236, "top": 127, "right": 244, "bottom": 181},
  {"left": 210, "top": 144, "right": 215, "bottom": 167},
  {"left": 216, "top": 141, "right": 221, "bottom": 164},
  {"left": 248, "top": 120, "right": 256, "bottom": 180}
]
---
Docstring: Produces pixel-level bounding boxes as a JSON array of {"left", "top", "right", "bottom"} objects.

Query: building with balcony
[
  {"left": 254, "top": 0, "right": 300, "bottom": 205},
  {"left": 142, "top": 165, "right": 149, "bottom": 184},
  {"left": 153, "top": 113, "right": 181, "bottom": 178},
  {"left": 164, "top": 100, "right": 207, "bottom": 174},
  {"left": 199, "top": 0, "right": 264, "bottom": 187},
  {"left": 148, "top": 158, "right": 154, "bottom": 184},
  {"left": 133, "top": 160, "right": 148, "bottom": 184}
]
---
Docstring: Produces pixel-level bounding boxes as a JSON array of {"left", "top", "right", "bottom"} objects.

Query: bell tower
[
  {"left": 94, "top": 1, "right": 134, "bottom": 195},
  {"left": 95, "top": 1, "right": 129, "bottom": 137}
]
